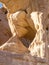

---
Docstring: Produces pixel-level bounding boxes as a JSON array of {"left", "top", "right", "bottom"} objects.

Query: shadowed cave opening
[{"left": 19, "top": 25, "right": 37, "bottom": 48}]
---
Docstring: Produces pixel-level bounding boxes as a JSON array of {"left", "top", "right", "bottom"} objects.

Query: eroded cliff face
[
  {"left": 0, "top": 8, "right": 12, "bottom": 46},
  {"left": 0, "top": 8, "right": 36, "bottom": 54},
  {"left": 0, "top": 0, "right": 31, "bottom": 13},
  {"left": 29, "top": 0, "right": 49, "bottom": 60},
  {"left": 0, "top": 0, "right": 49, "bottom": 65}
]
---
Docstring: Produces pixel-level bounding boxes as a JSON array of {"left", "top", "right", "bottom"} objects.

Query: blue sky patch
[{"left": 0, "top": 2, "right": 3, "bottom": 8}]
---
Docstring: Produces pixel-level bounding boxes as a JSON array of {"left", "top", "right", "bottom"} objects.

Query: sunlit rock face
[
  {"left": 0, "top": 7, "right": 12, "bottom": 45},
  {"left": 29, "top": 0, "right": 49, "bottom": 61},
  {"left": 0, "top": 1, "right": 49, "bottom": 64},
  {"left": 7, "top": 11, "right": 36, "bottom": 47},
  {"left": 0, "top": 6, "right": 37, "bottom": 54},
  {"left": 0, "top": 0, "right": 31, "bottom": 13},
  {"left": 0, "top": 9, "right": 29, "bottom": 53}
]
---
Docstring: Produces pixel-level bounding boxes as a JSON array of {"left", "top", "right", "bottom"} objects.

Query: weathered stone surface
[
  {"left": 0, "top": 0, "right": 49, "bottom": 65},
  {"left": 0, "top": 51, "right": 47, "bottom": 65},
  {"left": 0, "top": 35, "right": 28, "bottom": 53},
  {"left": 0, "top": 10, "right": 36, "bottom": 53},
  {"left": 0, "top": 0, "right": 31, "bottom": 13},
  {"left": 0, "top": 8, "right": 12, "bottom": 45},
  {"left": 7, "top": 11, "right": 36, "bottom": 42},
  {"left": 28, "top": 0, "right": 49, "bottom": 62}
]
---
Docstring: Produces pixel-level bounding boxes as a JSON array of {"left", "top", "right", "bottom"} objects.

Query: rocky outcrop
[
  {"left": 29, "top": 0, "right": 49, "bottom": 62},
  {"left": 0, "top": 8, "right": 12, "bottom": 45},
  {"left": 0, "top": 35, "right": 28, "bottom": 53},
  {"left": 0, "top": 0, "right": 49, "bottom": 65},
  {"left": 7, "top": 11, "right": 36, "bottom": 43},
  {"left": 0, "top": 0, "right": 32, "bottom": 13},
  {"left": 0, "top": 9, "right": 36, "bottom": 53}
]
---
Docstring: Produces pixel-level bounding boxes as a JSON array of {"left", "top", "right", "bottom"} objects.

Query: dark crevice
[
  {"left": 0, "top": 19, "right": 1, "bottom": 21},
  {"left": 46, "top": 27, "right": 48, "bottom": 31},
  {"left": 4, "top": 10, "right": 8, "bottom": 14}
]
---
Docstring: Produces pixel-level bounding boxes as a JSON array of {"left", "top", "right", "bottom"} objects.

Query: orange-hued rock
[
  {"left": 0, "top": 0, "right": 49, "bottom": 57},
  {"left": 0, "top": 0, "right": 49, "bottom": 64},
  {"left": 0, "top": 7, "right": 36, "bottom": 53},
  {"left": 7, "top": 11, "right": 36, "bottom": 47},
  {"left": 29, "top": 0, "right": 49, "bottom": 61},
  {"left": 0, "top": 35, "right": 28, "bottom": 53},
  {"left": 0, "top": 6, "right": 36, "bottom": 53},
  {"left": 0, "top": 8, "right": 12, "bottom": 45},
  {"left": 0, "top": 0, "right": 30, "bottom": 13}
]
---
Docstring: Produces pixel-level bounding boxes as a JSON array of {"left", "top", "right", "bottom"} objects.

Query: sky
[{"left": 0, "top": 2, "right": 3, "bottom": 8}]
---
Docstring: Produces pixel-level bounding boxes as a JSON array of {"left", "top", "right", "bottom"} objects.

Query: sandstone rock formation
[
  {"left": 0, "top": 35, "right": 28, "bottom": 54},
  {"left": 0, "top": 0, "right": 32, "bottom": 13},
  {"left": 0, "top": 7, "right": 12, "bottom": 46},
  {"left": 28, "top": 0, "right": 49, "bottom": 62},
  {"left": 0, "top": 8, "right": 36, "bottom": 53},
  {"left": 7, "top": 11, "right": 36, "bottom": 46},
  {"left": 0, "top": 0, "right": 49, "bottom": 65}
]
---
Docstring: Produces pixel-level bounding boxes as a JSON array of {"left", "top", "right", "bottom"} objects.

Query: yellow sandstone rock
[
  {"left": 0, "top": 7, "right": 36, "bottom": 53},
  {"left": 0, "top": 0, "right": 30, "bottom": 13}
]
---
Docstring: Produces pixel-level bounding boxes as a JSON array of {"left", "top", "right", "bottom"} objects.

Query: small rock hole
[
  {"left": 4, "top": 10, "right": 8, "bottom": 14},
  {"left": 0, "top": 19, "right": 1, "bottom": 21},
  {"left": 23, "top": 9, "right": 27, "bottom": 14},
  {"left": 46, "top": 27, "right": 48, "bottom": 31}
]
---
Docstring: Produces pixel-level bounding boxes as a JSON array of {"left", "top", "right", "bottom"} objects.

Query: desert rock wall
[
  {"left": 0, "top": 0, "right": 31, "bottom": 13},
  {"left": 0, "top": 8, "right": 12, "bottom": 45},
  {"left": 0, "top": 0, "right": 49, "bottom": 65}
]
